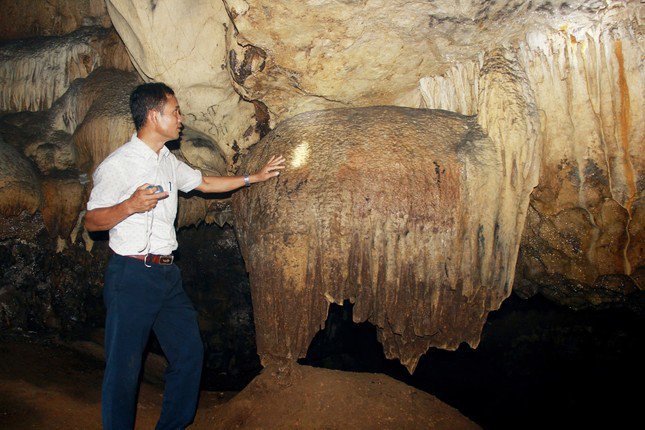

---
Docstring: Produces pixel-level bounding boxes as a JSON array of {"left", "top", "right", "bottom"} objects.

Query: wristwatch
[{"left": 243, "top": 173, "right": 251, "bottom": 187}]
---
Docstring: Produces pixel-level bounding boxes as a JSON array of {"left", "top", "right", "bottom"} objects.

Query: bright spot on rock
[{"left": 291, "top": 140, "right": 310, "bottom": 168}]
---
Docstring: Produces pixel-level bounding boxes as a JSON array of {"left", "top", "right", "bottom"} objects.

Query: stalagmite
[{"left": 233, "top": 48, "right": 539, "bottom": 371}]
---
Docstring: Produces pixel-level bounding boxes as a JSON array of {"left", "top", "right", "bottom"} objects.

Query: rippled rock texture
[{"left": 232, "top": 49, "right": 540, "bottom": 368}]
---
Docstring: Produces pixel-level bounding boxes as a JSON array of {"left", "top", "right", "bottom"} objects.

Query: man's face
[{"left": 155, "top": 95, "right": 182, "bottom": 141}]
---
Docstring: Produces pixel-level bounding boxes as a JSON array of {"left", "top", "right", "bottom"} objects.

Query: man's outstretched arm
[
  {"left": 195, "top": 155, "right": 285, "bottom": 193},
  {"left": 85, "top": 184, "right": 169, "bottom": 232}
]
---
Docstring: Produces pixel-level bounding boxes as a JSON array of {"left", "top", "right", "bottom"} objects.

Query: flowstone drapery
[{"left": 233, "top": 50, "right": 541, "bottom": 371}]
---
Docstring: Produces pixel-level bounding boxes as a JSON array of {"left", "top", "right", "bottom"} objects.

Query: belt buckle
[{"left": 159, "top": 255, "right": 174, "bottom": 265}]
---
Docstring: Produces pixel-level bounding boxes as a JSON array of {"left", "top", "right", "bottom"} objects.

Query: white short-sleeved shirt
[{"left": 87, "top": 133, "right": 203, "bottom": 255}]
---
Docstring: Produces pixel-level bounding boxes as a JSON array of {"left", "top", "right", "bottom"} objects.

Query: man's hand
[
  {"left": 125, "top": 184, "right": 169, "bottom": 214},
  {"left": 85, "top": 183, "right": 169, "bottom": 232},
  {"left": 195, "top": 155, "right": 286, "bottom": 193},
  {"left": 251, "top": 155, "right": 286, "bottom": 183}
]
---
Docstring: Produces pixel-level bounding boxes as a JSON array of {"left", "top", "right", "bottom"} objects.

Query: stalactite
[
  {"left": 0, "top": 27, "right": 132, "bottom": 113},
  {"left": 414, "top": 23, "right": 642, "bottom": 304}
]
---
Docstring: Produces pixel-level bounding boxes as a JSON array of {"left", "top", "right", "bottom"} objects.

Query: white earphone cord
[{"left": 138, "top": 160, "right": 161, "bottom": 265}]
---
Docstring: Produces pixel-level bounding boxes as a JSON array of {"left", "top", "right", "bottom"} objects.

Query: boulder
[{"left": 233, "top": 47, "right": 539, "bottom": 371}]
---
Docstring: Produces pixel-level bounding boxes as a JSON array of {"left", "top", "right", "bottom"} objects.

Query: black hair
[{"left": 129, "top": 82, "right": 175, "bottom": 131}]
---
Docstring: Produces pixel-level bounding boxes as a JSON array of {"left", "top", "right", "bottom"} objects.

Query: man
[{"left": 85, "top": 82, "right": 284, "bottom": 430}]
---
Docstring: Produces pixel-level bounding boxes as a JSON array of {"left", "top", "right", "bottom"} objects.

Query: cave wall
[
  {"left": 99, "top": 0, "right": 642, "bottom": 308},
  {"left": 0, "top": 0, "right": 642, "bottom": 366}
]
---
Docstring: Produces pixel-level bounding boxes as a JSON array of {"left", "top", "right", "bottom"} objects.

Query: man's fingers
[
  {"left": 267, "top": 155, "right": 285, "bottom": 165},
  {"left": 143, "top": 191, "right": 168, "bottom": 201},
  {"left": 268, "top": 165, "right": 286, "bottom": 171},
  {"left": 154, "top": 191, "right": 170, "bottom": 200}
]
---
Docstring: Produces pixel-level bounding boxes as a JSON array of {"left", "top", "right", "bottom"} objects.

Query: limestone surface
[
  {"left": 101, "top": 0, "right": 643, "bottom": 307},
  {"left": 105, "top": 0, "right": 261, "bottom": 166},
  {"left": 233, "top": 79, "right": 539, "bottom": 370},
  {"left": 413, "top": 9, "right": 644, "bottom": 305}
]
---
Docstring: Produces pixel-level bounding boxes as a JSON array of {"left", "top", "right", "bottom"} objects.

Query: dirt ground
[
  {"left": 0, "top": 337, "right": 233, "bottom": 429},
  {"left": 212, "top": 362, "right": 479, "bottom": 430},
  {"left": 0, "top": 337, "right": 479, "bottom": 429}
]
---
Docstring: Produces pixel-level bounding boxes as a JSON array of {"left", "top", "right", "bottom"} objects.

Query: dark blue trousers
[{"left": 102, "top": 254, "right": 203, "bottom": 430}]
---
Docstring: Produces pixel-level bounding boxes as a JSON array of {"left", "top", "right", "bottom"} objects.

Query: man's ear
[{"left": 147, "top": 109, "right": 159, "bottom": 126}]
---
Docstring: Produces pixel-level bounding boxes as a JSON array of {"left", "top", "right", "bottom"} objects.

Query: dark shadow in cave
[
  {"left": 174, "top": 223, "right": 262, "bottom": 391},
  {"left": 299, "top": 295, "right": 644, "bottom": 430}
]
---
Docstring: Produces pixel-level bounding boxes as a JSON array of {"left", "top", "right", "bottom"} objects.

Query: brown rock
[
  {"left": 41, "top": 175, "right": 87, "bottom": 240},
  {"left": 232, "top": 104, "right": 528, "bottom": 370},
  {"left": 0, "top": 135, "right": 41, "bottom": 217}
]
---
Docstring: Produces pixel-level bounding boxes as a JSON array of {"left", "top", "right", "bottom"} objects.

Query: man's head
[
  {"left": 129, "top": 82, "right": 176, "bottom": 131},
  {"left": 130, "top": 82, "right": 183, "bottom": 144}
]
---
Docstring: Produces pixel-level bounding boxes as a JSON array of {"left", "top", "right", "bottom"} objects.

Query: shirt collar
[{"left": 130, "top": 133, "right": 170, "bottom": 159}]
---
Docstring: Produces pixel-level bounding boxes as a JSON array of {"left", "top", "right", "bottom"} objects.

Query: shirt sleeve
[
  {"left": 86, "top": 160, "right": 127, "bottom": 211},
  {"left": 175, "top": 158, "right": 203, "bottom": 192}
]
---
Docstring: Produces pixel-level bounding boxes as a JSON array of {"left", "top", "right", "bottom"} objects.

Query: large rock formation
[
  {"left": 417, "top": 17, "right": 643, "bottom": 308},
  {"left": 0, "top": 135, "right": 41, "bottom": 218},
  {"left": 100, "top": 0, "right": 642, "bottom": 309},
  {"left": 233, "top": 46, "right": 540, "bottom": 370},
  {"left": 0, "top": 0, "right": 641, "bottom": 366}
]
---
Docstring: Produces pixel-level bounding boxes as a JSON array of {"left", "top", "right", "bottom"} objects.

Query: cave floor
[
  {"left": 0, "top": 334, "right": 479, "bottom": 430},
  {"left": 0, "top": 336, "right": 234, "bottom": 429}
]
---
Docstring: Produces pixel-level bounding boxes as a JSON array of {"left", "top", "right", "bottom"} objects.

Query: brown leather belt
[{"left": 124, "top": 254, "right": 174, "bottom": 265}]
